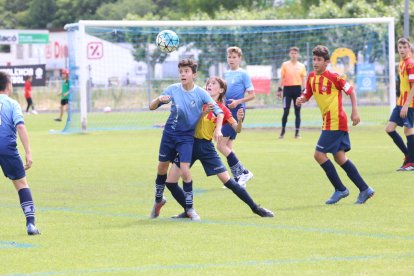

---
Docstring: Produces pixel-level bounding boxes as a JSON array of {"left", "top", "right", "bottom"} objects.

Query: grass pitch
[{"left": 0, "top": 113, "right": 413, "bottom": 275}]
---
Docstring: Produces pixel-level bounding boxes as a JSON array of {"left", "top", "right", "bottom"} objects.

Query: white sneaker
[
  {"left": 186, "top": 208, "right": 201, "bottom": 221},
  {"left": 149, "top": 197, "right": 166, "bottom": 218},
  {"left": 238, "top": 171, "right": 253, "bottom": 188},
  {"left": 32, "top": 110, "right": 38, "bottom": 114}
]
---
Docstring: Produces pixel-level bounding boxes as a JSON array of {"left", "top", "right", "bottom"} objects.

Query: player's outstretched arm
[
  {"left": 17, "top": 124, "right": 32, "bottom": 170},
  {"left": 213, "top": 113, "right": 224, "bottom": 141},
  {"left": 233, "top": 108, "right": 244, "bottom": 133}
]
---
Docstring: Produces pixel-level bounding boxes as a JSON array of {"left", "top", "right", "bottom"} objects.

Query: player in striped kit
[
  {"left": 296, "top": 45, "right": 375, "bottom": 205},
  {"left": 385, "top": 37, "right": 414, "bottom": 171}
]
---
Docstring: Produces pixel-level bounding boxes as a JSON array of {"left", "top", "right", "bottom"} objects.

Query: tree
[{"left": 26, "top": 0, "right": 56, "bottom": 28}]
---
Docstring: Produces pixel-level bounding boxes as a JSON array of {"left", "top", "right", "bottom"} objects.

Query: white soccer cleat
[
  {"left": 237, "top": 171, "right": 253, "bottom": 188},
  {"left": 186, "top": 208, "right": 201, "bottom": 221}
]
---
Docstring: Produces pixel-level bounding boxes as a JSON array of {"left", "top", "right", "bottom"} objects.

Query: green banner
[{"left": 18, "top": 33, "right": 49, "bottom": 44}]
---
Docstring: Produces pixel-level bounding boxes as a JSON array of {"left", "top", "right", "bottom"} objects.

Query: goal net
[{"left": 63, "top": 18, "right": 395, "bottom": 133}]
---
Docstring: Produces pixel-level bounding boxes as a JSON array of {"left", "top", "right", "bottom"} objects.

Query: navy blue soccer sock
[
  {"left": 166, "top": 182, "right": 186, "bottom": 209},
  {"left": 320, "top": 160, "right": 347, "bottom": 191},
  {"left": 183, "top": 180, "right": 193, "bottom": 210},
  {"left": 18, "top": 188, "right": 36, "bottom": 226},
  {"left": 155, "top": 174, "right": 167, "bottom": 203},
  {"left": 406, "top": 134, "right": 414, "bottom": 162},
  {"left": 224, "top": 178, "right": 257, "bottom": 210},
  {"left": 341, "top": 160, "right": 369, "bottom": 192},
  {"left": 387, "top": 131, "right": 409, "bottom": 156},
  {"left": 227, "top": 152, "right": 247, "bottom": 178}
]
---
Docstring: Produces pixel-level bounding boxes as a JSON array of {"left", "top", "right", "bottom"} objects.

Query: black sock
[
  {"left": 224, "top": 179, "right": 257, "bottom": 210},
  {"left": 341, "top": 160, "right": 369, "bottom": 192},
  {"left": 387, "top": 131, "right": 408, "bottom": 156},
  {"left": 227, "top": 152, "right": 246, "bottom": 178},
  {"left": 183, "top": 180, "right": 193, "bottom": 210},
  {"left": 18, "top": 188, "right": 35, "bottom": 225},
  {"left": 320, "top": 160, "right": 347, "bottom": 191},
  {"left": 295, "top": 129, "right": 300, "bottom": 136},
  {"left": 280, "top": 127, "right": 286, "bottom": 136},
  {"left": 155, "top": 174, "right": 167, "bottom": 203},
  {"left": 406, "top": 134, "right": 414, "bottom": 162},
  {"left": 166, "top": 182, "right": 186, "bottom": 209}
]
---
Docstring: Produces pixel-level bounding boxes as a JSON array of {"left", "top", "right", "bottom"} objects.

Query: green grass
[{"left": 1, "top": 113, "right": 413, "bottom": 275}]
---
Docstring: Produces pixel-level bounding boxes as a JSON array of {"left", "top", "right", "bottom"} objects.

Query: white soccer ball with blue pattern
[{"left": 156, "top": 30, "right": 179, "bottom": 53}]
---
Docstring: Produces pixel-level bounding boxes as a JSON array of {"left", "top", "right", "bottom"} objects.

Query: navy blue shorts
[
  {"left": 174, "top": 138, "right": 227, "bottom": 176},
  {"left": 158, "top": 132, "right": 194, "bottom": 163},
  {"left": 0, "top": 153, "right": 26, "bottom": 180},
  {"left": 388, "top": 106, "right": 414, "bottom": 128},
  {"left": 222, "top": 105, "right": 245, "bottom": 140},
  {"left": 316, "top": 130, "right": 351, "bottom": 154}
]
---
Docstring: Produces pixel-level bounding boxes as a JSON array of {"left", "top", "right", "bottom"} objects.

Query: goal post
[{"left": 64, "top": 18, "right": 395, "bottom": 133}]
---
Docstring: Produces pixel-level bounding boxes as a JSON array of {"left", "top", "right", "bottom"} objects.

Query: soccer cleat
[
  {"left": 278, "top": 135, "right": 284, "bottom": 139},
  {"left": 295, "top": 135, "right": 302, "bottom": 139},
  {"left": 186, "top": 208, "right": 201, "bottom": 221},
  {"left": 397, "top": 162, "right": 414, "bottom": 171},
  {"left": 27, "top": 223, "right": 40, "bottom": 235},
  {"left": 171, "top": 212, "right": 189, "bottom": 219},
  {"left": 355, "top": 187, "right": 375, "bottom": 204},
  {"left": 252, "top": 206, "right": 274, "bottom": 217},
  {"left": 325, "top": 189, "right": 349, "bottom": 204},
  {"left": 149, "top": 197, "right": 167, "bottom": 219},
  {"left": 31, "top": 110, "right": 38, "bottom": 115},
  {"left": 54, "top": 118, "right": 62, "bottom": 122},
  {"left": 237, "top": 171, "right": 253, "bottom": 188}
]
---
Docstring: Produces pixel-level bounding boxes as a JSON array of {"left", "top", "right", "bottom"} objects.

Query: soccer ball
[{"left": 156, "top": 30, "right": 179, "bottom": 53}]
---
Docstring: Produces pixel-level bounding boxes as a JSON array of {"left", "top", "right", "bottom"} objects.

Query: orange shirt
[
  {"left": 304, "top": 70, "right": 353, "bottom": 132},
  {"left": 280, "top": 60, "right": 306, "bottom": 86},
  {"left": 397, "top": 57, "right": 414, "bottom": 107},
  {"left": 194, "top": 102, "right": 235, "bottom": 140}
]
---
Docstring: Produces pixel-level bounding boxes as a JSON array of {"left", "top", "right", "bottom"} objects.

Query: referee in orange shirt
[{"left": 277, "top": 47, "right": 307, "bottom": 139}]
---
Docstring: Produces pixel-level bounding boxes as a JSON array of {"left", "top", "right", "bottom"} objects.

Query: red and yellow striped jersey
[
  {"left": 303, "top": 70, "right": 353, "bottom": 131},
  {"left": 194, "top": 102, "right": 236, "bottom": 140},
  {"left": 398, "top": 57, "right": 414, "bottom": 107}
]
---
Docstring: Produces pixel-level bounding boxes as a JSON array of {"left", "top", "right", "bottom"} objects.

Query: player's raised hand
[{"left": 158, "top": 95, "right": 171, "bottom": 104}]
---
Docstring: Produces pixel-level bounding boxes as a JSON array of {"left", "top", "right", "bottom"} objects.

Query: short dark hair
[
  {"left": 0, "top": 71, "right": 11, "bottom": 91},
  {"left": 398, "top": 37, "right": 412, "bottom": 46},
  {"left": 178, "top": 58, "right": 198, "bottom": 73},
  {"left": 289, "top": 46, "right": 299, "bottom": 52},
  {"left": 206, "top": 76, "right": 227, "bottom": 103},
  {"left": 312, "top": 45, "right": 330, "bottom": 61}
]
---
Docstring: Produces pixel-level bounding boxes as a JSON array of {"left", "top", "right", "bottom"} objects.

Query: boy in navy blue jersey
[
  {"left": 149, "top": 59, "right": 223, "bottom": 220},
  {"left": 0, "top": 72, "right": 40, "bottom": 235}
]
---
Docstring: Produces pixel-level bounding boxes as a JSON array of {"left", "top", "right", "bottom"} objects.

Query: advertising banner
[{"left": 0, "top": 64, "right": 46, "bottom": 87}]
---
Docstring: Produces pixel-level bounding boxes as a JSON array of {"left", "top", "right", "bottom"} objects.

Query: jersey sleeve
[
  {"left": 303, "top": 74, "right": 313, "bottom": 100},
  {"left": 407, "top": 61, "right": 414, "bottom": 83},
  {"left": 12, "top": 101, "right": 24, "bottom": 126},
  {"left": 243, "top": 71, "right": 254, "bottom": 91},
  {"left": 300, "top": 64, "right": 307, "bottom": 78},
  {"left": 333, "top": 73, "right": 353, "bottom": 95},
  {"left": 221, "top": 104, "right": 236, "bottom": 125},
  {"left": 202, "top": 91, "right": 223, "bottom": 116}
]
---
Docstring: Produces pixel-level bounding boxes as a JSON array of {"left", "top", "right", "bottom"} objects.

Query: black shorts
[{"left": 61, "top": 99, "right": 69, "bottom": 106}]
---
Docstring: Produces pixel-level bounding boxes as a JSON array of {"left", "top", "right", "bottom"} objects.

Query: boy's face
[
  {"left": 179, "top": 66, "right": 196, "bottom": 86},
  {"left": 289, "top": 50, "right": 299, "bottom": 61},
  {"left": 398, "top": 43, "right": 412, "bottom": 59},
  {"left": 206, "top": 79, "right": 223, "bottom": 98},
  {"left": 227, "top": 52, "right": 241, "bottom": 70},
  {"left": 312, "top": 56, "right": 329, "bottom": 75}
]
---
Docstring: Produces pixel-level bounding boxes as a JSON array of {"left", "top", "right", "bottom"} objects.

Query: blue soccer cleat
[
  {"left": 27, "top": 223, "right": 40, "bottom": 235},
  {"left": 325, "top": 189, "right": 349, "bottom": 204},
  {"left": 355, "top": 187, "right": 375, "bottom": 204}
]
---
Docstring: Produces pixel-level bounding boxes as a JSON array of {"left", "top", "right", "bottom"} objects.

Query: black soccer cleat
[{"left": 252, "top": 206, "right": 274, "bottom": 217}]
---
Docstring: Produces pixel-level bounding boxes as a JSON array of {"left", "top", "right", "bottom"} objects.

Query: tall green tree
[{"left": 26, "top": 0, "right": 57, "bottom": 28}]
